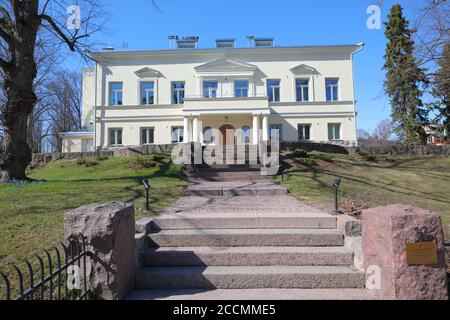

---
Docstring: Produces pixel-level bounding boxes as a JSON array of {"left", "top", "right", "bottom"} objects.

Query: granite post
[{"left": 64, "top": 202, "right": 136, "bottom": 300}]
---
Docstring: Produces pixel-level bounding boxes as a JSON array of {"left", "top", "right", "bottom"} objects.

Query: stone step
[
  {"left": 188, "top": 171, "right": 273, "bottom": 182},
  {"left": 143, "top": 246, "right": 353, "bottom": 266},
  {"left": 127, "top": 288, "right": 378, "bottom": 300},
  {"left": 182, "top": 182, "right": 287, "bottom": 196},
  {"left": 148, "top": 228, "right": 344, "bottom": 247},
  {"left": 196, "top": 165, "right": 261, "bottom": 172},
  {"left": 151, "top": 212, "right": 336, "bottom": 230},
  {"left": 134, "top": 266, "right": 365, "bottom": 289}
]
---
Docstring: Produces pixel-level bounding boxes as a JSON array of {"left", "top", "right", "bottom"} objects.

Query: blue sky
[{"left": 68, "top": 0, "right": 427, "bottom": 133}]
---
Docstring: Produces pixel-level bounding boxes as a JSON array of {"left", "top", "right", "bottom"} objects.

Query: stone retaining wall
[{"left": 352, "top": 144, "right": 450, "bottom": 157}]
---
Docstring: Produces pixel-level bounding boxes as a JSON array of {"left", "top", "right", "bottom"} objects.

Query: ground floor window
[
  {"left": 269, "top": 124, "right": 283, "bottom": 141},
  {"left": 239, "top": 126, "right": 250, "bottom": 144},
  {"left": 203, "top": 127, "right": 213, "bottom": 143},
  {"left": 171, "top": 127, "right": 184, "bottom": 143},
  {"left": 141, "top": 127, "right": 154, "bottom": 145},
  {"left": 328, "top": 123, "right": 341, "bottom": 140},
  {"left": 109, "top": 128, "right": 123, "bottom": 146},
  {"left": 298, "top": 124, "right": 311, "bottom": 140}
]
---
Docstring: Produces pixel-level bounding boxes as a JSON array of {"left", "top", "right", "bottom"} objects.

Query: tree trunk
[{"left": 0, "top": 1, "right": 40, "bottom": 182}]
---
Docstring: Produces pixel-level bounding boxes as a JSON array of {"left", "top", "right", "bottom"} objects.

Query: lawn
[
  {"left": 276, "top": 152, "right": 450, "bottom": 237},
  {"left": 0, "top": 154, "right": 187, "bottom": 280}
]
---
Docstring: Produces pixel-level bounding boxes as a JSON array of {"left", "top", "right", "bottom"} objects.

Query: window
[
  {"left": 326, "top": 79, "right": 339, "bottom": 101},
  {"left": 203, "top": 81, "right": 218, "bottom": 98},
  {"left": 203, "top": 127, "right": 213, "bottom": 143},
  {"left": 109, "top": 82, "right": 123, "bottom": 106},
  {"left": 328, "top": 123, "right": 341, "bottom": 140},
  {"left": 296, "top": 79, "right": 309, "bottom": 102},
  {"left": 269, "top": 124, "right": 283, "bottom": 141},
  {"left": 240, "top": 126, "right": 250, "bottom": 144},
  {"left": 109, "top": 128, "right": 122, "bottom": 146},
  {"left": 298, "top": 124, "right": 311, "bottom": 140},
  {"left": 141, "top": 128, "right": 154, "bottom": 145},
  {"left": 171, "top": 127, "right": 184, "bottom": 143},
  {"left": 172, "top": 82, "right": 185, "bottom": 104},
  {"left": 235, "top": 80, "right": 248, "bottom": 98},
  {"left": 140, "top": 82, "right": 154, "bottom": 105},
  {"left": 267, "top": 79, "right": 280, "bottom": 102}
]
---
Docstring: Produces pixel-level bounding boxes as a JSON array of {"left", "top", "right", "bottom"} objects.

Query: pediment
[
  {"left": 134, "top": 67, "right": 162, "bottom": 78},
  {"left": 290, "top": 64, "right": 319, "bottom": 75},
  {"left": 195, "top": 58, "right": 257, "bottom": 73}
]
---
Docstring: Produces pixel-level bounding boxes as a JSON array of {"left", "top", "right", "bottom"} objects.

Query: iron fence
[{"left": 0, "top": 233, "right": 93, "bottom": 300}]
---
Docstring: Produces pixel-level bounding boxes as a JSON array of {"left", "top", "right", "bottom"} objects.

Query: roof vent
[
  {"left": 177, "top": 36, "right": 199, "bottom": 49},
  {"left": 216, "top": 39, "right": 235, "bottom": 48},
  {"left": 102, "top": 46, "right": 115, "bottom": 51},
  {"left": 254, "top": 38, "right": 274, "bottom": 47}
]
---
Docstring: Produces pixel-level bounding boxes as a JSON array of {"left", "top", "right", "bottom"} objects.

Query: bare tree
[
  {"left": 373, "top": 118, "right": 394, "bottom": 143},
  {"left": 0, "top": 0, "right": 105, "bottom": 182}
]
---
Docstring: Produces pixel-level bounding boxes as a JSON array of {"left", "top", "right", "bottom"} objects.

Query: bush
[
  {"left": 293, "top": 148, "right": 308, "bottom": 158},
  {"left": 84, "top": 159, "right": 99, "bottom": 167},
  {"left": 383, "top": 156, "right": 396, "bottom": 162},
  {"left": 316, "top": 153, "right": 334, "bottom": 162},
  {"left": 366, "top": 155, "right": 377, "bottom": 162},
  {"left": 150, "top": 153, "right": 167, "bottom": 163},
  {"left": 96, "top": 154, "right": 109, "bottom": 161},
  {"left": 297, "top": 158, "right": 316, "bottom": 167}
]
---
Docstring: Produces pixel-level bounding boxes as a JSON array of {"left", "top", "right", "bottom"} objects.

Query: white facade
[{"left": 62, "top": 43, "right": 363, "bottom": 152}]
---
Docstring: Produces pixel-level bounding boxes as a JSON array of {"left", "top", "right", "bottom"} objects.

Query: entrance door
[{"left": 219, "top": 124, "right": 235, "bottom": 145}]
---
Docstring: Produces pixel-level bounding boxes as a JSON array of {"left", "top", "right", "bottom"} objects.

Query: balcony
[{"left": 183, "top": 95, "right": 270, "bottom": 116}]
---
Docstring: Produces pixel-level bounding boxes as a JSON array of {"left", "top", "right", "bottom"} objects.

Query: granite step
[
  {"left": 188, "top": 171, "right": 273, "bottom": 182},
  {"left": 151, "top": 212, "right": 336, "bottom": 230},
  {"left": 143, "top": 246, "right": 353, "bottom": 266},
  {"left": 134, "top": 265, "right": 365, "bottom": 289},
  {"left": 147, "top": 228, "right": 344, "bottom": 247},
  {"left": 182, "top": 182, "right": 287, "bottom": 196}
]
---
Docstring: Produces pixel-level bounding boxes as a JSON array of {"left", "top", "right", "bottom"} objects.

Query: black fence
[{"left": 0, "top": 233, "right": 93, "bottom": 300}]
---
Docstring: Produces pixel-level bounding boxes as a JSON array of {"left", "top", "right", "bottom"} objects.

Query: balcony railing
[{"left": 184, "top": 94, "right": 268, "bottom": 101}]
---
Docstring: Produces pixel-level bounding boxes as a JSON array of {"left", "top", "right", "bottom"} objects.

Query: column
[
  {"left": 183, "top": 116, "right": 190, "bottom": 143},
  {"left": 192, "top": 116, "right": 199, "bottom": 142},
  {"left": 262, "top": 115, "right": 269, "bottom": 141},
  {"left": 252, "top": 115, "right": 259, "bottom": 145}
]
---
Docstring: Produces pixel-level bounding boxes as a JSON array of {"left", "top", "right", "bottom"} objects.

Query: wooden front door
[{"left": 219, "top": 124, "right": 235, "bottom": 145}]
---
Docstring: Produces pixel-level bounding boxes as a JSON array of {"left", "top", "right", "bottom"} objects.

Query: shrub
[
  {"left": 96, "top": 154, "right": 109, "bottom": 161},
  {"left": 84, "top": 159, "right": 99, "bottom": 167},
  {"left": 383, "top": 156, "right": 396, "bottom": 162},
  {"left": 366, "top": 155, "right": 377, "bottom": 162},
  {"left": 297, "top": 158, "right": 316, "bottom": 166},
  {"left": 317, "top": 153, "right": 334, "bottom": 162},
  {"left": 150, "top": 153, "right": 166, "bottom": 163},
  {"left": 293, "top": 148, "right": 308, "bottom": 158}
]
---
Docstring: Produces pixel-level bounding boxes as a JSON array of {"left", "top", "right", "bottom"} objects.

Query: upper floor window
[
  {"left": 296, "top": 79, "right": 309, "bottom": 102},
  {"left": 326, "top": 79, "right": 339, "bottom": 101},
  {"left": 109, "top": 128, "right": 123, "bottom": 146},
  {"left": 171, "top": 127, "right": 184, "bottom": 143},
  {"left": 109, "top": 82, "right": 123, "bottom": 106},
  {"left": 203, "top": 81, "right": 218, "bottom": 98},
  {"left": 298, "top": 124, "right": 311, "bottom": 140},
  {"left": 267, "top": 79, "right": 280, "bottom": 102},
  {"left": 140, "top": 82, "right": 154, "bottom": 105},
  {"left": 172, "top": 82, "right": 185, "bottom": 104},
  {"left": 235, "top": 80, "right": 249, "bottom": 98},
  {"left": 269, "top": 124, "right": 283, "bottom": 141},
  {"left": 328, "top": 123, "right": 341, "bottom": 140},
  {"left": 141, "top": 127, "right": 154, "bottom": 145}
]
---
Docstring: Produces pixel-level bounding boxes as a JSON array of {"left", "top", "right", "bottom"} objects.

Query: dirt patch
[{"left": 341, "top": 198, "right": 368, "bottom": 220}]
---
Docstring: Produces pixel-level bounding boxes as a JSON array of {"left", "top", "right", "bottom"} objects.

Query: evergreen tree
[
  {"left": 383, "top": 4, "right": 428, "bottom": 145},
  {"left": 430, "top": 43, "right": 450, "bottom": 140}
]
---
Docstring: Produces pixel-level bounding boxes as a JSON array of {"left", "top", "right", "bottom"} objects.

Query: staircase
[{"left": 130, "top": 211, "right": 366, "bottom": 299}]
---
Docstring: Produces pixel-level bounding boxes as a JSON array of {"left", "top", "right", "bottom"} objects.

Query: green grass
[
  {"left": 277, "top": 153, "right": 450, "bottom": 236},
  {"left": 0, "top": 154, "right": 187, "bottom": 279}
]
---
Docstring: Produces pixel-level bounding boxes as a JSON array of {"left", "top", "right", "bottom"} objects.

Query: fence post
[{"left": 64, "top": 202, "right": 136, "bottom": 300}]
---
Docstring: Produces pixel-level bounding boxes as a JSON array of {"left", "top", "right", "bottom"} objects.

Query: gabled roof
[
  {"left": 194, "top": 58, "right": 257, "bottom": 75},
  {"left": 134, "top": 67, "right": 162, "bottom": 78},
  {"left": 290, "top": 64, "right": 320, "bottom": 75}
]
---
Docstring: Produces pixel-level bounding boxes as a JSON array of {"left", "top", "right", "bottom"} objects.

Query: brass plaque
[{"left": 406, "top": 242, "right": 438, "bottom": 265}]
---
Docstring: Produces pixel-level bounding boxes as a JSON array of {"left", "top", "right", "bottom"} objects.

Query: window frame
[
  {"left": 295, "top": 78, "right": 310, "bottom": 102},
  {"left": 234, "top": 80, "right": 249, "bottom": 98},
  {"left": 140, "top": 127, "right": 155, "bottom": 145},
  {"left": 267, "top": 79, "right": 281, "bottom": 102},
  {"left": 171, "top": 126, "right": 184, "bottom": 143},
  {"left": 327, "top": 123, "right": 342, "bottom": 140},
  {"left": 109, "top": 82, "right": 123, "bottom": 106},
  {"left": 203, "top": 80, "right": 218, "bottom": 98},
  {"left": 325, "top": 78, "right": 340, "bottom": 102},
  {"left": 203, "top": 126, "right": 213, "bottom": 143},
  {"left": 139, "top": 81, "right": 155, "bottom": 105},
  {"left": 171, "top": 81, "right": 185, "bottom": 104},
  {"left": 269, "top": 124, "right": 283, "bottom": 141},
  {"left": 297, "top": 124, "right": 311, "bottom": 141},
  {"left": 109, "top": 128, "right": 123, "bottom": 146}
]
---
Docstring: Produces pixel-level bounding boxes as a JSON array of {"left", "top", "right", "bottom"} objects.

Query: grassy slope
[
  {"left": 277, "top": 154, "right": 450, "bottom": 235},
  {"left": 0, "top": 155, "right": 187, "bottom": 274}
]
